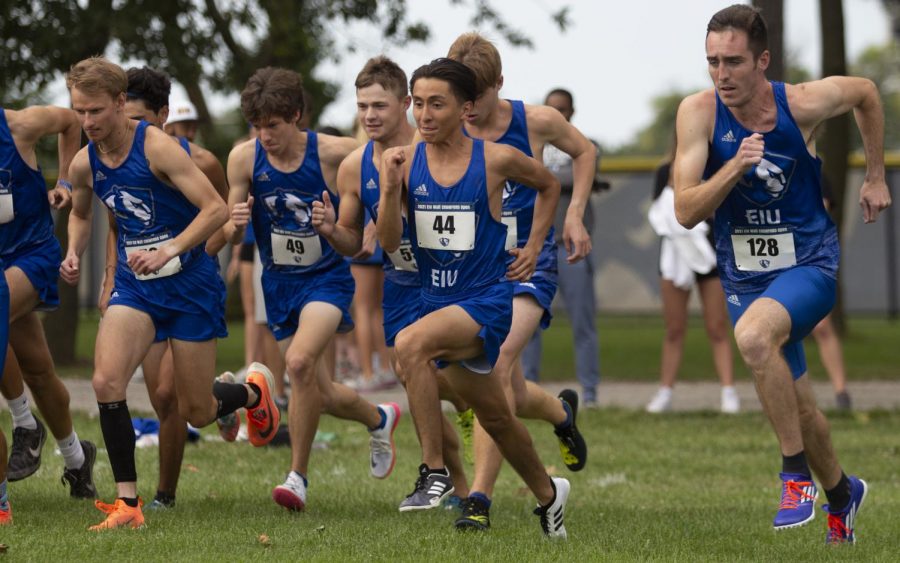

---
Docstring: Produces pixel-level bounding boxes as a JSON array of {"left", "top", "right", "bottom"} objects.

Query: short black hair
[
  {"left": 410, "top": 58, "right": 477, "bottom": 104},
  {"left": 545, "top": 88, "right": 573, "bottom": 107},
  {"left": 707, "top": 4, "right": 768, "bottom": 58},
  {"left": 126, "top": 66, "right": 171, "bottom": 114}
]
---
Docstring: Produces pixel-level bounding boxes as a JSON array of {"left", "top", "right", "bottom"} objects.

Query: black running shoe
[
  {"left": 398, "top": 464, "right": 454, "bottom": 512},
  {"left": 455, "top": 496, "right": 491, "bottom": 531},
  {"left": 61, "top": 440, "right": 98, "bottom": 499},
  {"left": 554, "top": 389, "right": 587, "bottom": 472},
  {"left": 7, "top": 418, "right": 46, "bottom": 481}
]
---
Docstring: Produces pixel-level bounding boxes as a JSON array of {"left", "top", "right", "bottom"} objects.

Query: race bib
[
  {"left": 124, "top": 233, "right": 182, "bottom": 280},
  {"left": 271, "top": 227, "right": 322, "bottom": 266},
  {"left": 731, "top": 227, "right": 796, "bottom": 272},
  {"left": 501, "top": 210, "right": 517, "bottom": 251},
  {"left": 0, "top": 186, "right": 13, "bottom": 224},
  {"left": 414, "top": 203, "right": 475, "bottom": 251},
  {"left": 387, "top": 239, "right": 418, "bottom": 272}
]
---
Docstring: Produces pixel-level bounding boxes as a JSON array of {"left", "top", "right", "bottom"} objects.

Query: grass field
[
  {"left": 2, "top": 408, "right": 899, "bottom": 561},
  {"left": 58, "top": 313, "right": 900, "bottom": 382}
]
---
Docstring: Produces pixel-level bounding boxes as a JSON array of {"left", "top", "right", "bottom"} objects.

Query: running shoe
[
  {"left": 555, "top": 390, "right": 587, "bottom": 472},
  {"left": 534, "top": 477, "right": 570, "bottom": 539},
  {"left": 645, "top": 387, "right": 673, "bottom": 413},
  {"left": 455, "top": 496, "right": 491, "bottom": 531},
  {"left": 7, "top": 418, "right": 46, "bottom": 481},
  {"left": 456, "top": 408, "right": 474, "bottom": 464},
  {"left": 721, "top": 386, "right": 740, "bottom": 414},
  {"left": 60, "top": 440, "right": 98, "bottom": 498},
  {"left": 245, "top": 362, "right": 280, "bottom": 447},
  {"left": 824, "top": 476, "right": 868, "bottom": 545},
  {"left": 773, "top": 473, "right": 818, "bottom": 529},
  {"left": 398, "top": 464, "right": 454, "bottom": 512},
  {"left": 88, "top": 498, "right": 144, "bottom": 531},
  {"left": 0, "top": 501, "right": 10, "bottom": 525},
  {"left": 443, "top": 494, "right": 464, "bottom": 512},
  {"left": 145, "top": 498, "right": 175, "bottom": 511},
  {"left": 215, "top": 371, "right": 242, "bottom": 442},
  {"left": 369, "top": 403, "right": 400, "bottom": 479},
  {"left": 273, "top": 471, "right": 307, "bottom": 512}
]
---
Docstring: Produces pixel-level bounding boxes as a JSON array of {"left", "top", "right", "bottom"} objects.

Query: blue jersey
[
  {"left": 250, "top": 131, "right": 343, "bottom": 278},
  {"left": 90, "top": 120, "right": 209, "bottom": 279},
  {"left": 0, "top": 108, "right": 55, "bottom": 257},
  {"left": 177, "top": 136, "right": 191, "bottom": 155},
  {"left": 465, "top": 100, "right": 556, "bottom": 272},
  {"left": 407, "top": 139, "right": 506, "bottom": 299},
  {"left": 358, "top": 141, "right": 419, "bottom": 287},
  {"left": 704, "top": 82, "right": 839, "bottom": 294}
]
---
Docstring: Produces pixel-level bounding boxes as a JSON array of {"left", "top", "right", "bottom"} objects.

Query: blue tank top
[
  {"left": 177, "top": 136, "right": 191, "bottom": 155},
  {"left": 0, "top": 108, "right": 55, "bottom": 257},
  {"left": 358, "top": 141, "right": 419, "bottom": 287},
  {"left": 407, "top": 139, "right": 507, "bottom": 300},
  {"left": 89, "top": 121, "right": 207, "bottom": 277},
  {"left": 250, "top": 130, "right": 342, "bottom": 278},
  {"left": 466, "top": 100, "right": 556, "bottom": 272},
  {"left": 704, "top": 81, "right": 839, "bottom": 294}
]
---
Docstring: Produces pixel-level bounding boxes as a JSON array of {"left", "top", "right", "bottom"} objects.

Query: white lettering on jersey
[
  {"left": 430, "top": 269, "right": 458, "bottom": 288},
  {"left": 745, "top": 209, "right": 782, "bottom": 225}
]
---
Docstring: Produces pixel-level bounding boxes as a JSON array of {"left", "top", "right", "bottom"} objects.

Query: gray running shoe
[
  {"left": 61, "top": 440, "right": 98, "bottom": 498},
  {"left": 398, "top": 464, "right": 454, "bottom": 512},
  {"left": 7, "top": 418, "right": 46, "bottom": 481}
]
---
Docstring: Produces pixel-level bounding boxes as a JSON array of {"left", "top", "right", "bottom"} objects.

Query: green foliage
[
  {"left": 4, "top": 409, "right": 899, "bottom": 560},
  {"left": 606, "top": 91, "right": 688, "bottom": 156},
  {"left": 851, "top": 42, "right": 900, "bottom": 150}
]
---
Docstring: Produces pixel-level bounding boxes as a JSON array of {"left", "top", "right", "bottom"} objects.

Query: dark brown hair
[
  {"left": 240, "top": 67, "right": 305, "bottom": 124},
  {"left": 355, "top": 56, "right": 408, "bottom": 99},
  {"left": 707, "top": 4, "right": 768, "bottom": 58}
]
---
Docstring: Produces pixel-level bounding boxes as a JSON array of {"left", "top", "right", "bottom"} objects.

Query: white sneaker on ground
[
  {"left": 646, "top": 387, "right": 673, "bottom": 413},
  {"left": 534, "top": 477, "right": 570, "bottom": 539},
  {"left": 721, "top": 386, "right": 740, "bottom": 414},
  {"left": 272, "top": 471, "right": 307, "bottom": 511}
]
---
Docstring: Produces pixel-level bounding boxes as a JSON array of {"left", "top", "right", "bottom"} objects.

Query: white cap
[{"left": 166, "top": 100, "right": 199, "bottom": 124}]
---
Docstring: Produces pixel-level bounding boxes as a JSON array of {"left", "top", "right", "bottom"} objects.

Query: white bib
[
  {"left": 501, "top": 210, "right": 517, "bottom": 251},
  {"left": 0, "top": 186, "right": 13, "bottom": 224},
  {"left": 387, "top": 239, "right": 418, "bottom": 272},
  {"left": 731, "top": 227, "right": 796, "bottom": 272},
  {"left": 415, "top": 203, "right": 476, "bottom": 251},
  {"left": 270, "top": 227, "right": 322, "bottom": 266},
  {"left": 124, "top": 233, "right": 182, "bottom": 280}
]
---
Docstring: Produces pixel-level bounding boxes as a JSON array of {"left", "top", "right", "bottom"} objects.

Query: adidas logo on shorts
[
  {"left": 721, "top": 130, "right": 737, "bottom": 143},
  {"left": 414, "top": 184, "right": 429, "bottom": 196},
  {"left": 727, "top": 294, "right": 741, "bottom": 306}
]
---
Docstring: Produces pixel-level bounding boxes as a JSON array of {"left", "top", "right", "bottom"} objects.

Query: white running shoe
[
  {"left": 369, "top": 403, "right": 400, "bottom": 479},
  {"left": 721, "top": 386, "right": 740, "bottom": 414},
  {"left": 645, "top": 387, "right": 673, "bottom": 413},
  {"left": 272, "top": 471, "right": 307, "bottom": 511},
  {"left": 534, "top": 477, "right": 570, "bottom": 539}
]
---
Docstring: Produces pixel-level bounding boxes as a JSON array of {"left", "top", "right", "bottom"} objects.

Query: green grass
[
  {"left": 57, "top": 313, "right": 900, "bottom": 383},
  {"left": 2, "top": 409, "right": 899, "bottom": 560}
]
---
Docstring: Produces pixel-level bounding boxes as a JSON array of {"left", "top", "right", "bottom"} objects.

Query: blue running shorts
[
  {"left": 725, "top": 266, "right": 836, "bottom": 379},
  {"left": 262, "top": 260, "right": 355, "bottom": 341},
  {"left": 512, "top": 270, "right": 557, "bottom": 330},
  {"left": 109, "top": 254, "right": 227, "bottom": 343},
  {"left": 383, "top": 278, "right": 420, "bottom": 348},
  {"left": 3, "top": 237, "right": 61, "bottom": 311},
  {"left": 421, "top": 281, "right": 514, "bottom": 374}
]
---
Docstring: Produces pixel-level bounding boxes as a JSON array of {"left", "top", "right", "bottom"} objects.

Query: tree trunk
[
  {"left": 43, "top": 206, "right": 79, "bottom": 364},
  {"left": 754, "top": 0, "right": 785, "bottom": 81},
  {"left": 819, "top": 0, "right": 849, "bottom": 334}
]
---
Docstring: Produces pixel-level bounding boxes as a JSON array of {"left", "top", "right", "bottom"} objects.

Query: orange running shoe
[
  {"left": 245, "top": 362, "right": 280, "bottom": 447},
  {"left": 88, "top": 498, "right": 144, "bottom": 531},
  {"left": 0, "top": 501, "right": 11, "bottom": 525}
]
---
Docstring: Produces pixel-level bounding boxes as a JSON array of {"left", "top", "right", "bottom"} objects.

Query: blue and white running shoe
[
  {"left": 773, "top": 472, "right": 818, "bottom": 530},
  {"left": 824, "top": 476, "right": 868, "bottom": 545}
]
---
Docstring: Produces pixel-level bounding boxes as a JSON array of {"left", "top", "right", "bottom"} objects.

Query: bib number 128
[{"left": 746, "top": 237, "right": 779, "bottom": 257}]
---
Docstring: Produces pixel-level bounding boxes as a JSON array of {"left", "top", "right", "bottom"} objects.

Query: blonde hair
[
  {"left": 447, "top": 32, "right": 501, "bottom": 96},
  {"left": 66, "top": 56, "right": 127, "bottom": 98}
]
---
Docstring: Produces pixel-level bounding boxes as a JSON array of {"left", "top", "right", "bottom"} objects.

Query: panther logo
[
  {"left": 264, "top": 191, "right": 311, "bottom": 230},
  {"left": 502, "top": 181, "right": 515, "bottom": 201},
  {"left": 103, "top": 186, "right": 154, "bottom": 231},
  {"left": 736, "top": 151, "right": 796, "bottom": 207}
]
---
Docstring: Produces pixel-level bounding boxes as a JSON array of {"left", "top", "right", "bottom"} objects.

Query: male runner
[
  {"left": 378, "top": 57, "right": 569, "bottom": 538},
  {"left": 447, "top": 32, "right": 591, "bottom": 530},
  {"left": 226, "top": 67, "right": 399, "bottom": 512},
  {"left": 311, "top": 56, "right": 471, "bottom": 507},
  {"left": 96, "top": 66, "right": 230, "bottom": 510},
  {"left": 61, "top": 56, "right": 280, "bottom": 530},
  {"left": 0, "top": 102, "right": 97, "bottom": 498},
  {"left": 674, "top": 4, "right": 890, "bottom": 544}
]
